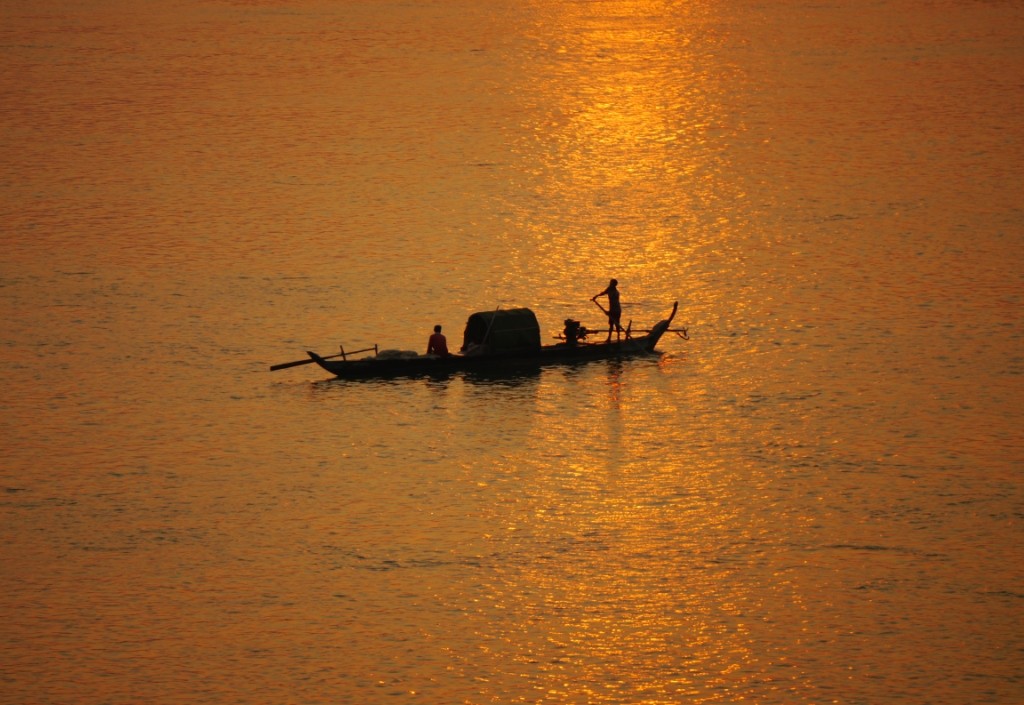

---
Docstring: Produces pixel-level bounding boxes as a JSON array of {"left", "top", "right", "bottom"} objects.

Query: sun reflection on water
[
  {"left": 436, "top": 353, "right": 806, "bottom": 702},
  {"left": 489, "top": 0, "right": 755, "bottom": 348},
  {"left": 461, "top": 3, "right": 776, "bottom": 681}
]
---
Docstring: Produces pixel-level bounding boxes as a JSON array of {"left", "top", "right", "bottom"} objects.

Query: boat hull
[{"left": 307, "top": 303, "right": 678, "bottom": 380}]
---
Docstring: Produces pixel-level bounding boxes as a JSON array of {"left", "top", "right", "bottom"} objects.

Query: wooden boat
[{"left": 272, "top": 302, "right": 685, "bottom": 380}]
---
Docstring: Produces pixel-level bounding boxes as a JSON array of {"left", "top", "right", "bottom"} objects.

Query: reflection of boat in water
[{"left": 273, "top": 302, "right": 686, "bottom": 381}]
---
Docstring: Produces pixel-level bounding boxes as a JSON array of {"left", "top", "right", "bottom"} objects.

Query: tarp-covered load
[{"left": 461, "top": 308, "right": 541, "bottom": 354}]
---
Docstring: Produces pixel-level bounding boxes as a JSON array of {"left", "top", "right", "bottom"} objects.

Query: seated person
[{"left": 426, "top": 324, "right": 450, "bottom": 356}]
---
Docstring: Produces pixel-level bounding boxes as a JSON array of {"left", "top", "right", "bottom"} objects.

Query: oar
[
  {"left": 270, "top": 355, "right": 340, "bottom": 371},
  {"left": 269, "top": 345, "right": 377, "bottom": 371}
]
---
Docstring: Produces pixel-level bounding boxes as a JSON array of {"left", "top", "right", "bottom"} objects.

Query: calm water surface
[{"left": 1, "top": 1, "right": 1022, "bottom": 703}]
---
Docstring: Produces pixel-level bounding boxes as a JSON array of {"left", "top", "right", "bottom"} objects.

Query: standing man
[
  {"left": 592, "top": 278, "right": 624, "bottom": 341},
  {"left": 427, "top": 324, "right": 450, "bottom": 356}
]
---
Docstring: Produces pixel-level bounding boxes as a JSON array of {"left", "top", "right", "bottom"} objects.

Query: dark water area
[{"left": 1, "top": 1, "right": 1022, "bottom": 703}]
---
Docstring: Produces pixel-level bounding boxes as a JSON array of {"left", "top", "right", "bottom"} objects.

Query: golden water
[{"left": 1, "top": 1, "right": 1021, "bottom": 703}]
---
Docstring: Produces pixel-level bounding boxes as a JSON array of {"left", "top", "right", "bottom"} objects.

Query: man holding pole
[{"left": 591, "top": 278, "right": 624, "bottom": 342}]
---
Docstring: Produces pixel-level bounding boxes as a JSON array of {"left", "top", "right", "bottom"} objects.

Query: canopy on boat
[{"left": 461, "top": 308, "right": 541, "bottom": 353}]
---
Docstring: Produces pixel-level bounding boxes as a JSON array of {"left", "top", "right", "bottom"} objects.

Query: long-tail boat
[{"left": 270, "top": 302, "right": 685, "bottom": 380}]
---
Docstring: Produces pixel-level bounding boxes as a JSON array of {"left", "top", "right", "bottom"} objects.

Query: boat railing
[{"left": 338, "top": 344, "right": 379, "bottom": 360}]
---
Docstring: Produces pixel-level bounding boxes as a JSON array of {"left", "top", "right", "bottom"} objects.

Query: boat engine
[{"left": 562, "top": 319, "right": 589, "bottom": 344}]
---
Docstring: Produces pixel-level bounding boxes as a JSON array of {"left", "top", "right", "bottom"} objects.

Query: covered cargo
[{"left": 461, "top": 308, "right": 541, "bottom": 354}]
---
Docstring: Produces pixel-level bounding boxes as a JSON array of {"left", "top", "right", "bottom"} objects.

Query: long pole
[
  {"left": 481, "top": 305, "right": 501, "bottom": 346},
  {"left": 270, "top": 345, "right": 377, "bottom": 371}
]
